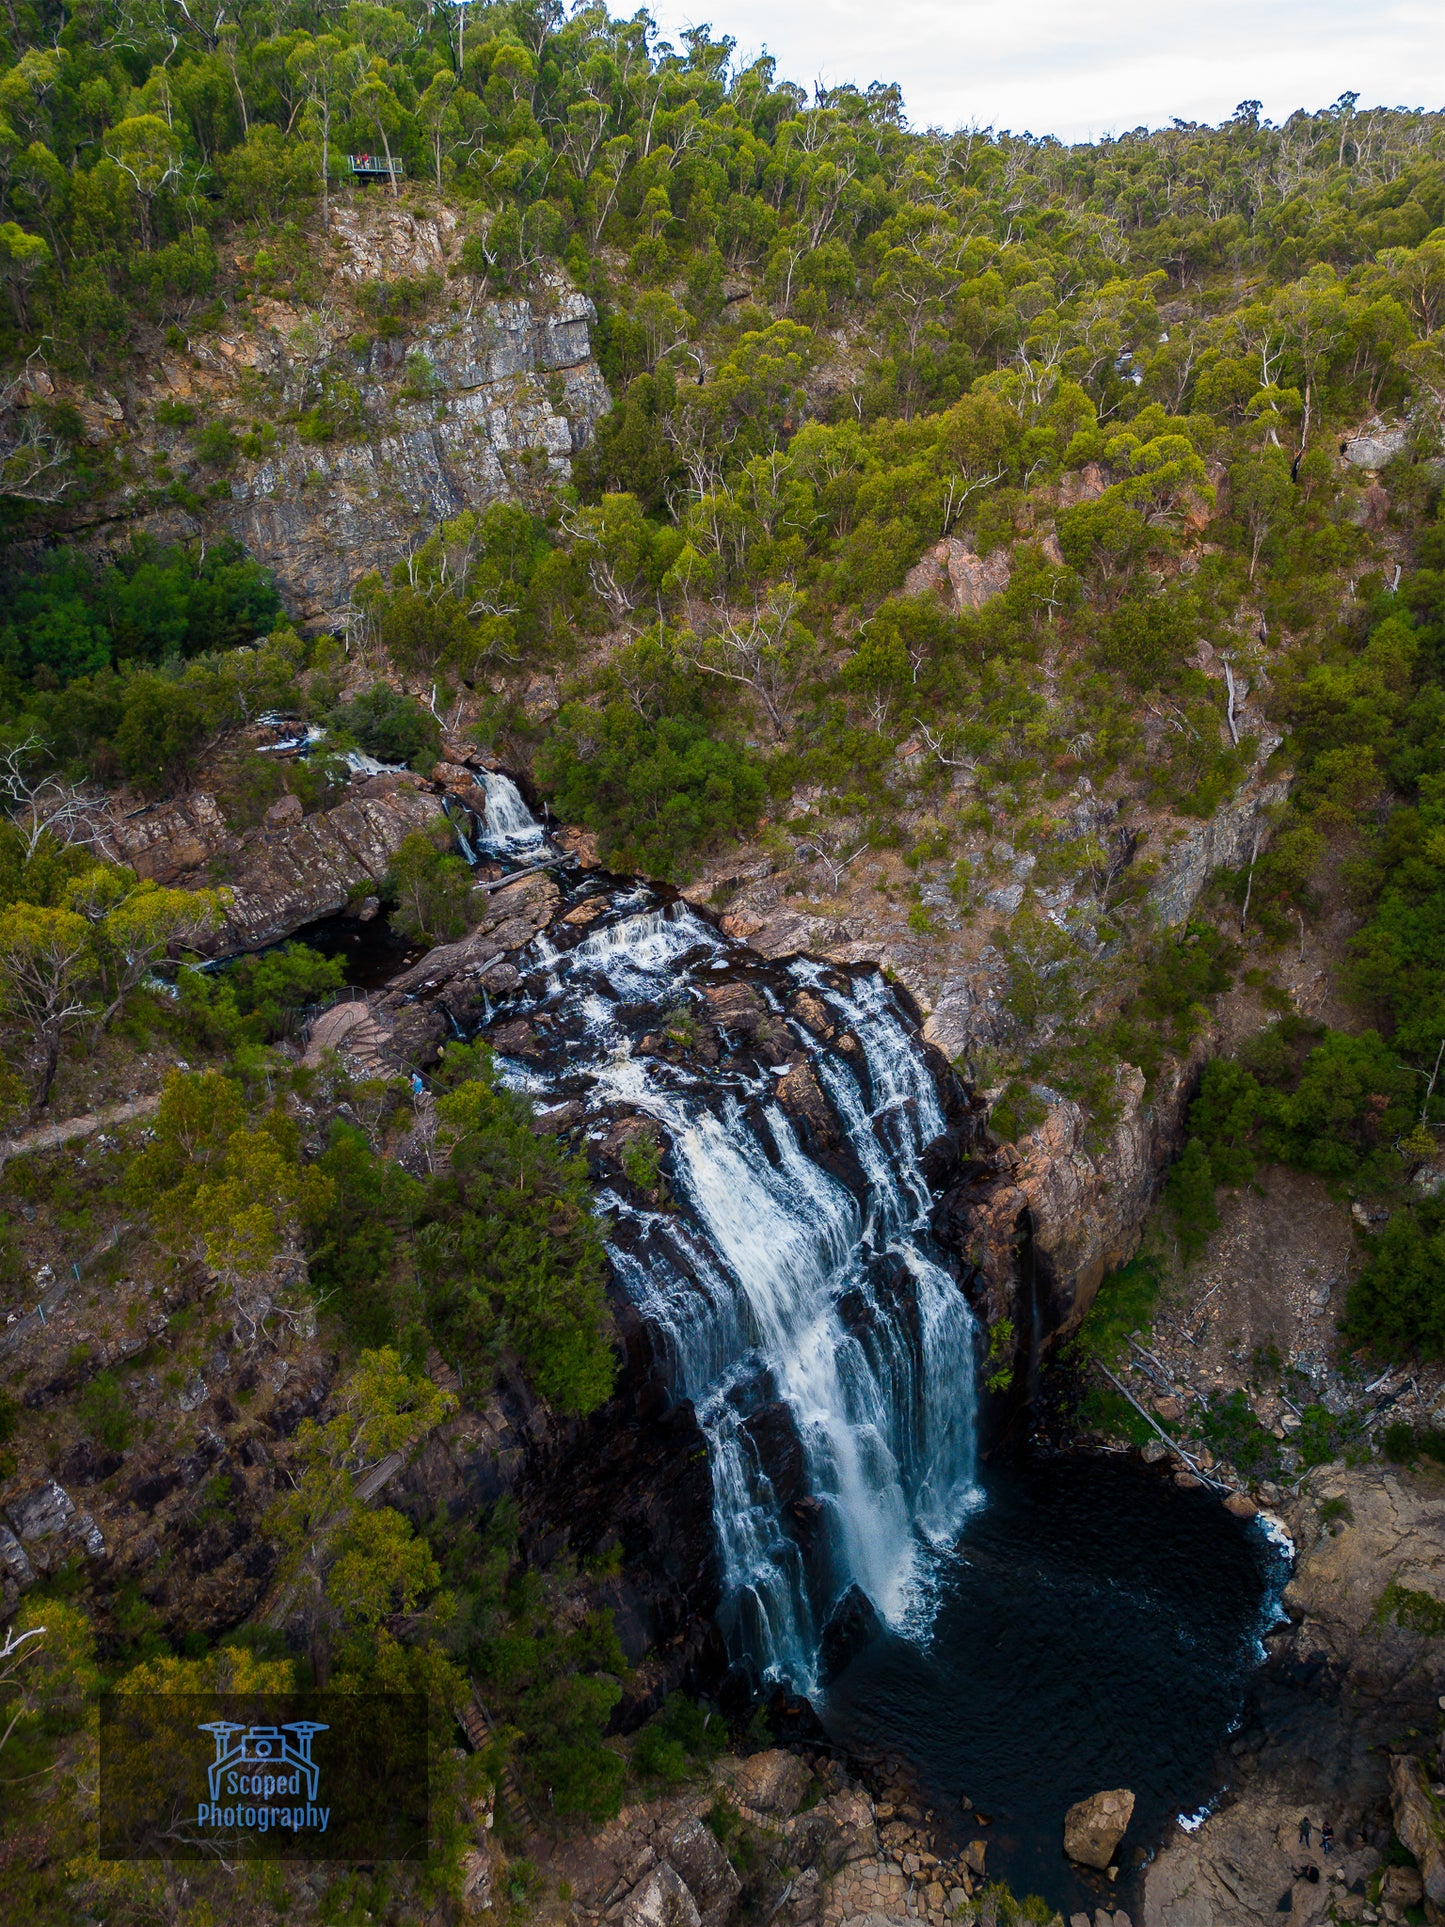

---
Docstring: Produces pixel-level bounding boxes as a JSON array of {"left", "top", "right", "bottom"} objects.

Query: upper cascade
[
  {"left": 476, "top": 770, "right": 550, "bottom": 859},
  {"left": 480, "top": 863, "right": 981, "bottom": 1691}
]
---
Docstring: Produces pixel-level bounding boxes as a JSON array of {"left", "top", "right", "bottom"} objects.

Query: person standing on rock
[
  {"left": 1320, "top": 1821, "right": 1334, "bottom": 1855},
  {"left": 1298, "top": 1816, "right": 1312, "bottom": 1847}
]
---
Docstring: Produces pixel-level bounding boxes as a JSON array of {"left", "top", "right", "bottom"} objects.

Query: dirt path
[
  {"left": 0, "top": 1095, "right": 160, "bottom": 1359},
  {"left": 0, "top": 1091, "right": 162, "bottom": 1172}
]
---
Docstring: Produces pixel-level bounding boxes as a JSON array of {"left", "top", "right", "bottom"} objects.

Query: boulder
[
  {"left": 701, "top": 979, "right": 770, "bottom": 1037},
  {"left": 1341, "top": 421, "right": 1408, "bottom": 469},
  {"left": 622, "top": 1863, "right": 702, "bottom": 1927},
  {"left": 666, "top": 1813, "right": 743, "bottom": 1927},
  {"left": 1063, "top": 1787, "right": 1135, "bottom": 1869},
  {"left": 903, "top": 536, "right": 1011, "bottom": 613},
  {"left": 733, "top": 1748, "right": 812, "bottom": 1817},
  {"left": 775, "top": 1057, "right": 838, "bottom": 1149},
  {"left": 1059, "top": 463, "right": 1107, "bottom": 507},
  {"left": 1381, "top": 1863, "right": 1425, "bottom": 1905},
  {"left": 1389, "top": 1754, "right": 1445, "bottom": 1903},
  {"left": 819, "top": 1582, "right": 883, "bottom": 1684},
  {"left": 458, "top": 1844, "right": 493, "bottom": 1916}
]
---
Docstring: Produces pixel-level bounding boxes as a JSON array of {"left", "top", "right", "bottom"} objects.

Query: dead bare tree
[
  {"left": 685, "top": 588, "right": 813, "bottom": 740},
  {"left": 0, "top": 352, "right": 77, "bottom": 506},
  {"left": 0, "top": 733, "right": 120, "bottom": 860},
  {"left": 912, "top": 717, "right": 978, "bottom": 775},
  {"left": 794, "top": 830, "right": 869, "bottom": 891}
]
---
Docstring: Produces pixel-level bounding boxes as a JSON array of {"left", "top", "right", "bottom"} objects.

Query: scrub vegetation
[{"left": 0, "top": 0, "right": 1444, "bottom": 1916}]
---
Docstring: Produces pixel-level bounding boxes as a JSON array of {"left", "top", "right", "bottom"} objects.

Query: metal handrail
[{"left": 347, "top": 154, "right": 405, "bottom": 177}]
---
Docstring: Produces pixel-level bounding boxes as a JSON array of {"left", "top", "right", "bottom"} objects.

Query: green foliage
[
  {"left": 306, "top": 1122, "right": 426, "bottom": 1353},
  {"left": 328, "top": 684, "right": 441, "bottom": 772},
  {"left": 983, "top": 1316, "right": 1016, "bottom": 1395},
  {"left": 1294, "top": 1402, "right": 1365, "bottom": 1468},
  {"left": 1073, "top": 1255, "right": 1163, "bottom": 1365},
  {"left": 620, "top": 1128, "right": 664, "bottom": 1193},
  {"left": 433, "top": 1508, "right": 627, "bottom": 1826},
  {"left": 385, "top": 829, "right": 474, "bottom": 945},
  {"left": 1344, "top": 1194, "right": 1445, "bottom": 1359},
  {"left": 77, "top": 1370, "right": 130, "bottom": 1451},
  {"left": 1170, "top": 1022, "right": 1421, "bottom": 1279},
  {"left": 632, "top": 1694, "right": 722, "bottom": 1786},
  {"left": 0, "top": 539, "right": 281, "bottom": 689},
  {"left": 419, "top": 1065, "right": 614, "bottom": 1415},
  {"left": 1376, "top": 1578, "right": 1445, "bottom": 1636},
  {"left": 211, "top": 941, "right": 346, "bottom": 1042},
  {"left": 1165, "top": 1138, "right": 1221, "bottom": 1262},
  {"left": 1138, "top": 924, "right": 1239, "bottom": 1042},
  {"left": 537, "top": 644, "right": 768, "bottom": 880},
  {"left": 1198, "top": 1389, "right": 1280, "bottom": 1482}
]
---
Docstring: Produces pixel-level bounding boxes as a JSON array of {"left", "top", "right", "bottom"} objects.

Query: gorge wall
[{"left": 32, "top": 200, "right": 611, "bottom": 628}]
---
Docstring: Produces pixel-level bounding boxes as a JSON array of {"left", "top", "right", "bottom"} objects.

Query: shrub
[
  {"left": 537, "top": 699, "right": 767, "bottom": 880},
  {"left": 329, "top": 684, "right": 441, "bottom": 772},
  {"left": 78, "top": 1370, "right": 131, "bottom": 1450},
  {"left": 386, "top": 831, "right": 474, "bottom": 945},
  {"left": 1165, "top": 1139, "right": 1220, "bottom": 1262}
]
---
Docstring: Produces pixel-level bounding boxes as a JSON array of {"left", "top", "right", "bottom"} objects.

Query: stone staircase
[
  {"left": 456, "top": 1682, "right": 544, "bottom": 1846},
  {"left": 302, "top": 996, "right": 397, "bottom": 1077},
  {"left": 425, "top": 1347, "right": 461, "bottom": 1397}
]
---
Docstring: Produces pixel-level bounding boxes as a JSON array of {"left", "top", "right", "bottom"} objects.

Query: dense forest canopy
[
  {"left": 0, "top": 5, "right": 1445, "bottom": 1922},
  {"left": 0, "top": 4, "right": 1439, "bottom": 1350}
]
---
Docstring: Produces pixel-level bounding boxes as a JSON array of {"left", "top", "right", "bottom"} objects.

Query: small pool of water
[
  {"left": 820, "top": 1451, "right": 1290, "bottom": 1913},
  {"left": 294, "top": 909, "right": 424, "bottom": 988}
]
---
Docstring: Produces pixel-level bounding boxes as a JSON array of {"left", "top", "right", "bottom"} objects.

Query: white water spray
[
  {"left": 476, "top": 770, "right": 548, "bottom": 857},
  {"left": 494, "top": 894, "right": 980, "bottom": 1690}
]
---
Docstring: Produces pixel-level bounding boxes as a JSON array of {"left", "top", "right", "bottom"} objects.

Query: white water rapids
[{"left": 476, "top": 795, "right": 980, "bottom": 1689}]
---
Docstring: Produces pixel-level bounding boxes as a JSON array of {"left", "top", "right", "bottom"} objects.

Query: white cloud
[{"left": 644, "top": 0, "right": 1445, "bottom": 140}]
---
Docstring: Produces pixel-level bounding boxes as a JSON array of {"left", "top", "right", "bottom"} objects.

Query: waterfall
[
  {"left": 476, "top": 770, "right": 547, "bottom": 857},
  {"left": 488, "top": 888, "right": 980, "bottom": 1692}
]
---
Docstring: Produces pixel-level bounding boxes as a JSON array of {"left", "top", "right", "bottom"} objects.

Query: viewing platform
[{"left": 347, "top": 153, "right": 405, "bottom": 184}]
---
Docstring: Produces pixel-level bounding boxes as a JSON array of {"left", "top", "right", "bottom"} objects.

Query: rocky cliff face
[
  {"left": 108, "top": 768, "right": 446, "bottom": 953},
  {"left": 44, "top": 200, "right": 611, "bottom": 628}
]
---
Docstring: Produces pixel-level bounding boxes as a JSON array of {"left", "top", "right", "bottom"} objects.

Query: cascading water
[
  {"left": 474, "top": 817, "right": 981, "bottom": 1691},
  {"left": 476, "top": 770, "right": 549, "bottom": 857}
]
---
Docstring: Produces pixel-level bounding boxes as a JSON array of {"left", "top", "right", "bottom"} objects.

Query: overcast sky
[{"left": 642, "top": 0, "right": 1445, "bottom": 142}]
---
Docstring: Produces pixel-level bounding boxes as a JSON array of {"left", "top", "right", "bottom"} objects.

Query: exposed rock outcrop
[
  {"left": 58, "top": 201, "right": 612, "bottom": 629},
  {"left": 1063, "top": 1787, "right": 1135, "bottom": 1869},
  {"left": 5, "top": 1477, "right": 105, "bottom": 1571},
  {"left": 1389, "top": 1754, "right": 1445, "bottom": 1905},
  {"left": 902, "top": 535, "right": 1011, "bottom": 612},
  {"left": 1341, "top": 418, "right": 1409, "bottom": 469},
  {"left": 731, "top": 1749, "right": 813, "bottom": 1818},
  {"left": 385, "top": 869, "right": 563, "bottom": 1023},
  {"left": 622, "top": 1863, "right": 702, "bottom": 1927},
  {"left": 1143, "top": 1460, "right": 1445, "bottom": 1927},
  {"left": 110, "top": 770, "right": 445, "bottom": 953},
  {"left": 1147, "top": 768, "right": 1289, "bottom": 929}
]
